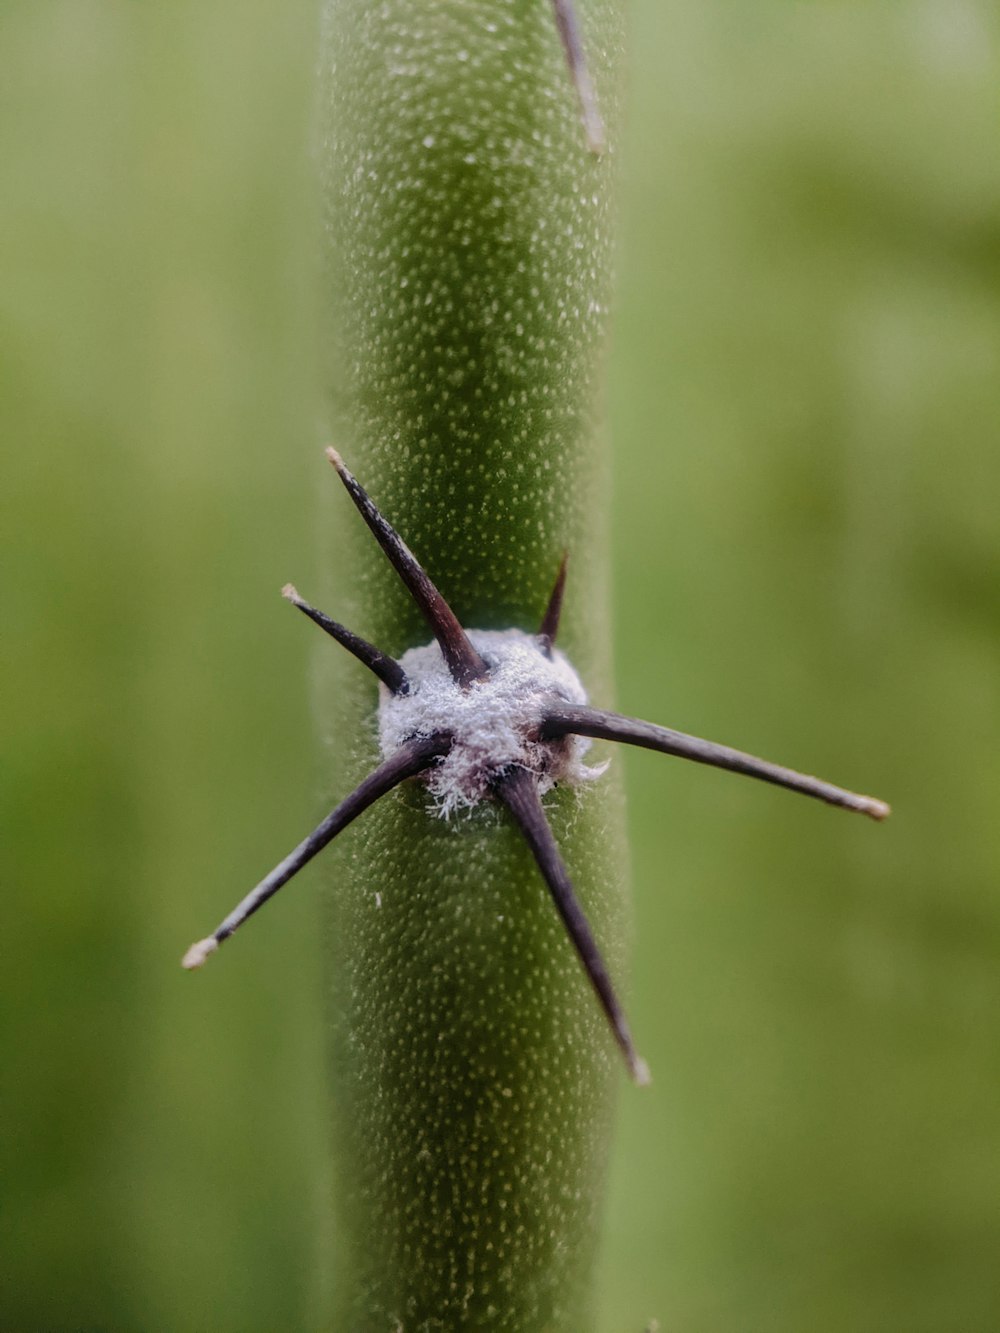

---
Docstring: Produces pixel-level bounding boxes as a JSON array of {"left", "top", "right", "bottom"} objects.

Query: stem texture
[{"left": 318, "top": 4, "right": 627, "bottom": 1326}]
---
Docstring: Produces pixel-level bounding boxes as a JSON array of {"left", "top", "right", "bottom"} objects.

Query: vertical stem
[{"left": 318, "top": 4, "right": 627, "bottom": 1326}]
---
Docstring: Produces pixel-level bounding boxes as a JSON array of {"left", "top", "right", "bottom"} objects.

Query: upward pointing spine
[{"left": 326, "top": 449, "right": 489, "bottom": 688}]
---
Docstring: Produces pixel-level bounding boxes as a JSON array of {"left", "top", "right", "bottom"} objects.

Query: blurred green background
[{"left": 4, "top": 2, "right": 998, "bottom": 1330}]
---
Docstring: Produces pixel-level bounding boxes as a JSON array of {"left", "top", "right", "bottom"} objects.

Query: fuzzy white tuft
[{"left": 378, "top": 628, "right": 607, "bottom": 816}]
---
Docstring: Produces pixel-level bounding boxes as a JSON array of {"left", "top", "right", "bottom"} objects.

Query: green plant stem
[{"left": 319, "top": 4, "right": 627, "bottom": 1326}]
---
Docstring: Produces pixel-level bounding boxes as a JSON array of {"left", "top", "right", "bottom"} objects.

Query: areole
[{"left": 182, "top": 450, "right": 890, "bottom": 1086}]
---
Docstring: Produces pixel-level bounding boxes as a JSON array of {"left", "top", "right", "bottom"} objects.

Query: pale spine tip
[
  {"left": 631, "top": 1055, "right": 652, "bottom": 1088},
  {"left": 182, "top": 936, "right": 219, "bottom": 970},
  {"left": 325, "top": 445, "right": 345, "bottom": 472},
  {"left": 281, "top": 583, "right": 300, "bottom": 603},
  {"left": 584, "top": 110, "right": 606, "bottom": 157}
]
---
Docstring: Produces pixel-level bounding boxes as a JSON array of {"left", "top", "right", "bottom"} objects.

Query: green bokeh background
[{"left": 4, "top": 2, "right": 998, "bottom": 1330}]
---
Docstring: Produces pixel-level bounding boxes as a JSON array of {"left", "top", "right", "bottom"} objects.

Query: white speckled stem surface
[{"left": 318, "top": 4, "right": 628, "bottom": 1327}]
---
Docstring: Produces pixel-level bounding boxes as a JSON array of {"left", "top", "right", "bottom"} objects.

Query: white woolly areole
[{"left": 378, "top": 628, "right": 607, "bottom": 816}]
